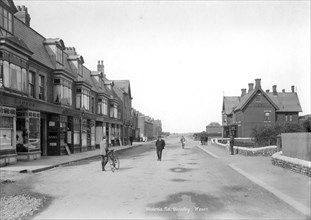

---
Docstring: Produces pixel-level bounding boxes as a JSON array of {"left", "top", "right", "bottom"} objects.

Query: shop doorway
[{"left": 40, "top": 118, "right": 47, "bottom": 156}]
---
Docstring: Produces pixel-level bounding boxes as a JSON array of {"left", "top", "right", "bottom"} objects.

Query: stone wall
[
  {"left": 235, "top": 146, "right": 277, "bottom": 156},
  {"left": 213, "top": 138, "right": 277, "bottom": 156},
  {"left": 272, "top": 151, "right": 311, "bottom": 177}
]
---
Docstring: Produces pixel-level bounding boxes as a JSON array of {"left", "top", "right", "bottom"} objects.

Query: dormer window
[
  {"left": 56, "top": 47, "right": 63, "bottom": 64},
  {"left": 0, "top": 6, "right": 13, "bottom": 35}
]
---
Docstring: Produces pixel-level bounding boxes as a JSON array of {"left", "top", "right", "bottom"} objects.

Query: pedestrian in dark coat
[
  {"left": 129, "top": 136, "right": 133, "bottom": 146},
  {"left": 155, "top": 136, "right": 165, "bottom": 161},
  {"left": 229, "top": 135, "right": 235, "bottom": 155},
  {"left": 205, "top": 136, "right": 208, "bottom": 145}
]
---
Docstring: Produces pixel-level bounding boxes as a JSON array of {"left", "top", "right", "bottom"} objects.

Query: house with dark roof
[
  {"left": 113, "top": 80, "right": 133, "bottom": 145},
  {"left": 0, "top": 0, "right": 125, "bottom": 165},
  {"left": 222, "top": 79, "right": 302, "bottom": 138},
  {"left": 206, "top": 122, "right": 222, "bottom": 137}
]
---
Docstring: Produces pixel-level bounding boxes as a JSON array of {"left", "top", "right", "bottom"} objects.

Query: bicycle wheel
[
  {"left": 108, "top": 152, "right": 116, "bottom": 172},
  {"left": 112, "top": 152, "right": 120, "bottom": 170}
]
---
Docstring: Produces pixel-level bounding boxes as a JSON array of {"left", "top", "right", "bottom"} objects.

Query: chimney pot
[
  {"left": 15, "top": 5, "right": 31, "bottom": 27},
  {"left": 241, "top": 88, "right": 246, "bottom": 97},
  {"left": 248, "top": 83, "right": 254, "bottom": 93},
  {"left": 255, "top": 78, "right": 261, "bottom": 89},
  {"left": 273, "top": 85, "right": 277, "bottom": 96},
  {"left": 291, "top": 85, "right": 295, "bottom": 93}
]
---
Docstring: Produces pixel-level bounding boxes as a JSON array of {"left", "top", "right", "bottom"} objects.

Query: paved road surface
[{"left": 31, "top": 135, "right": 306, "bottom": 219}]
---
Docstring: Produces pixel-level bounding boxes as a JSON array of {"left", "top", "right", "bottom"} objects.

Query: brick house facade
[{"left": 222, "top": 79, "right": 302, "bottom": 138}]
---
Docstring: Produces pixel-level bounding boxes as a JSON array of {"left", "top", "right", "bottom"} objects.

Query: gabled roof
[
  {"left": 113, "top": 80, "right": 132, "bottom": 99},
  {"left": 267, "top": 92, "right": 302, "bottom": 112},
  {"left": 234, "top": 87, "right": 279, "bottom": 112},
  {"left": 223, "top": 96, "right": 240, "bottom": 115}
]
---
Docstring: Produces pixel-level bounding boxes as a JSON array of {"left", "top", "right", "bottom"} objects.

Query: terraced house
[
  {"left": 222, "top": 78, "right": 302, "bottom": 138},
  {"left": 0, "top": 0, "right": 142, "bottom": 166}
]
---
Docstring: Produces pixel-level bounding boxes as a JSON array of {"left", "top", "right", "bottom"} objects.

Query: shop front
[
  {"left": 0, "top": 106, "right": 17, "bottom": 166},
  {"left": 16, "top": 109, "right": 41, "bottom": 160}
]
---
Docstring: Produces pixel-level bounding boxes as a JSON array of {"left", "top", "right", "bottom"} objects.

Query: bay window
[
  {"left": 76, "top": 88, "right": 90, "bottom": 110},
  {"left": 0, "top": 60, "right": 27, "bottom": 93},
  {"left": 110, "top": 103, "right": 118, "bottom": 119},
  {"left": 97, "top": 98, "right": 108, "bottom": 115},
  {"left": 54, "top": 78, "right": 72, "bottom": 105},
  {"left": 0, "top": 6, "right": 13, "bottom": 35}
]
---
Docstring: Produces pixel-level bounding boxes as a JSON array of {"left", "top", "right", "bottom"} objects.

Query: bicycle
[{"left": 107, "top": 149, "right": 120, "bottom": 172}]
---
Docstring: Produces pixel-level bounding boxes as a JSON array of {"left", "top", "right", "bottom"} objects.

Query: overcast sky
[{"left": 16, "top": 0, "right": 310, "bottom": 133}]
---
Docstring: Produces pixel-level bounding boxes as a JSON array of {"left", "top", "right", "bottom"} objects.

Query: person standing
[
  {"left": 155, "top": 136, "right": 165, "bottom": 161},
  {"left": 205, "top": 135, "right": 208, "bottom": 145},
  {"left": 180, "top": 136, "right": 186, "bottom": 149},
  {"left": 229, "top": 135, "right": 235, "bottom": 155},
  {"left": 129, "top": 136, "right": 133, "bottom": 146},
  {"left": 100, "top": 136, "right": 108, "bottom": 171}
]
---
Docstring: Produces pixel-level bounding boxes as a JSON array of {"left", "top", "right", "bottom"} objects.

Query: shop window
[
  {"left": 38, "top": 75, "right": 45, "bottom": 100},
  {"left": 0, "top": 6, "right": 13, "bottom": 35},
  {"left": 81, "top": 119, "right": 87, "bottom": 147},
  {"left": 0, "top": 116, "right": 14, "bottom": 150},
  {"left": 73, "top": 118, "right": 80, "bottom": 145},
  {"left": 54, "top": 78, "right": 72, "bottom": 105},
  {"left": 16, "top": 110, "right": 40, "bottom": 153}
]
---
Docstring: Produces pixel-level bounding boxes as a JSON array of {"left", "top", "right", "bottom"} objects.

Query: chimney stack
[
  {"left": 241, "top": 88, "right": 246, "bottom": 97},
  {"left": 282, "top": 89, "right": 285, "bottom": 93},
  {"left": 272, "top": 85, "right": 277, "bottom": 96},
  {"left": 97, "top": 60, "right": 104, "bottom": 73},
  {"left": 15, "top": 5, "right": 31, "bottom": 27},
  {"left": 255, "top": 78, "right": 261, "bottom": 89},
  {"left": 291, "top": 85, "right": 295, "bottom": 93},
  {"left": 248, "top": 83, "right": 254, "bottom": 93}
]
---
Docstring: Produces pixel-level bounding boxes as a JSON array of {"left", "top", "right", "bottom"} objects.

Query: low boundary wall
[
  {"left": 212, "top": 138, "right": 277, "bottom": 156},
  {"left": 272, "top": 151, "right": 311, "bottom": 177}
]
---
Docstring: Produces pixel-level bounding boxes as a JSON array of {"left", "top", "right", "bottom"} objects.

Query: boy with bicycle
[{"left": 100, "top": 136, "right": 109, "bottom": 171}]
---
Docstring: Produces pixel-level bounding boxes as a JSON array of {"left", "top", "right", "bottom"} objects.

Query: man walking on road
[
  {"left": 100, "top": 136, "right": 108, "bottom": 171},
  {"left": 155, "top": 136, "right": 165, "bottom": 161},
  {"left": 229, "top": 135, "right": 235, "bottom": 155}
]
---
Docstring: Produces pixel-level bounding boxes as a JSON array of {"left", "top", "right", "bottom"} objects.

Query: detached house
[{"left": 222, "top": 78, "right": 302, "bottom": 138}]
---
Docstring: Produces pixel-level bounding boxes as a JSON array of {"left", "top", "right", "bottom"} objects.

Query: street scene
[
  {"left": 1, "top": 135, "right": 309, "bottom": 219},
  {"left": 0, "top": 0, "right": 310, "bottom": 219}
]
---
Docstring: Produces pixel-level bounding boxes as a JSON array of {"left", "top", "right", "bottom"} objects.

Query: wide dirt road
[{"left": 32, "top": 135, "right": 305, "bottom": 219}]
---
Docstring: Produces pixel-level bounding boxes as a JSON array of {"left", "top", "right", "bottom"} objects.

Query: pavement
[
  {"left": 1, "top": 138, "right": 310, "bottom": 218},
  {"left": 196, "top": 141, "right": 311, "bottom": 218},
  {"left": 0, "top": 142, "right": 151, "bottom": 173}
]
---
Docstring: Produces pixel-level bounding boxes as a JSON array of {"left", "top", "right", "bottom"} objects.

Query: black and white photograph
[{"left": 0, "top": 0, "right": 310, "bottom": 219}]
